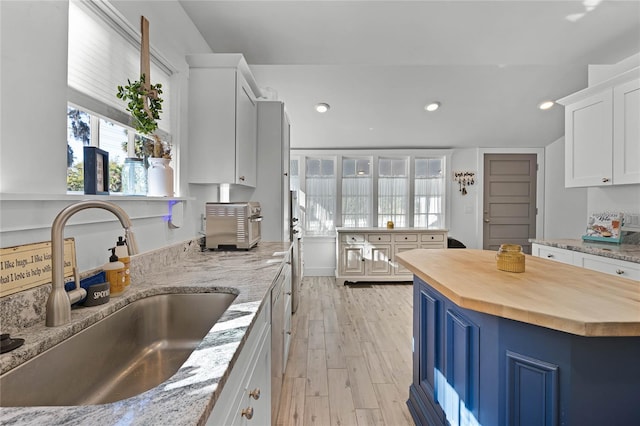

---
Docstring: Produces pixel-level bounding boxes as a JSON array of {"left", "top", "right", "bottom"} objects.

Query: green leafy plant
[{"left": 116, "top": 74, "right": 170, "bottom": 158}]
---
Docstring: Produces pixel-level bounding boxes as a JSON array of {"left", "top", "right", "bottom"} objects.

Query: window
[
  {"left": 67, "top": 107, "right": 133, "bottom": 192},
  {"left": 414, "top": 158, "right": 445, "bottom": 228},
  {"left": 342, "top": 158, "right": 372, "bottom": 227},
  {"left": 378, "top": 158, "right": 409, "bottom": 227},
  {"left": 67, "top": 1, "right": 173, "bottom": 194},
  {"left": 295, "top": 151, "right": 448, "bottom": 236},
  {"left": 305, "top": 158, "right": 336, "bottom": 235}
]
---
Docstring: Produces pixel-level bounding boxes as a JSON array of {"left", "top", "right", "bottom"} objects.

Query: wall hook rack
[{"left": 453, "top": 171, "right": 475, "bottom": 195}]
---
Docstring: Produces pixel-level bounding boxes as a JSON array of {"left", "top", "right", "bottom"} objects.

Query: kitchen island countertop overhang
[
  {"left": 396, "top": 248, "right": 640, "bottom": 337},
  {"left": 0, "top": 241, "right": 292, "bottom": 426}
]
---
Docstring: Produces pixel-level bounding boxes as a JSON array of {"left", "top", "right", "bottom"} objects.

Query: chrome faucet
[{"left": 46, "top": 201, "right": 139, "bottom": 327}]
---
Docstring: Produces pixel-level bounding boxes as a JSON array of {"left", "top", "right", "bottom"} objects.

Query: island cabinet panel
[
  {"left": 408, "top": 275, "right": 640, "bottom": 426},
  {"left": 505, "top": 351, "right": 558, "bottom": 426}
]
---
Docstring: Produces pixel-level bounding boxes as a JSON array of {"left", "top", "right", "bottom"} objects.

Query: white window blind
[
  {"left": 414, "top": 158, "right": 444, "bottom": 228},
  {"left": 342, "top": 158, "right": 372, "bottom": 227},
  {"left": 378, "top": 158, "right": 409, "bottom": 227},
  {"left": 305, "top": 158, "right": 336, "bottom": 235},
  {"left": 68, "top": 1, "right": 172, "bottom": 132}
]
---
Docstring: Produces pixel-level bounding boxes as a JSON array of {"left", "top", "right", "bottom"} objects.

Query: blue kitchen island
[{"left": 396, "top": 248, "right": 640, "bottom": 426}]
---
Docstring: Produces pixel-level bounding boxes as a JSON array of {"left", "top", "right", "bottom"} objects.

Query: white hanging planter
[{"left": 147, "top": 158, "right": 174, "bottom": 197}]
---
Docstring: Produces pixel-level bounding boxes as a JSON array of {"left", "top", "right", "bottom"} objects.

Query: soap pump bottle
[
  {"left": 104, "top": 248, "right": 125, "bottom": 296},
  {"left": 114, "top": 236, "right": 130, "bottom": 287}
]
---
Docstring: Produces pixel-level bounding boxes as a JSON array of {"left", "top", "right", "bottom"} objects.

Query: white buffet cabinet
[
  {"left": 532, "top": 243, "right": 640, "bottom": 281},
  {"left": 335, "top": 228, "right": 448, "bottom": 285}
]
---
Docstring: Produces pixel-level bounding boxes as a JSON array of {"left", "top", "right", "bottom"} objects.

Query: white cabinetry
[
  {"left": 251, "top": 101, "right": 291, "bottom": 240},
  {"left": 336, "top": 228, "right": 447, "bottom": 285},
  {"left": 532, "top": 243, "right": 640, "bottom": 281},
  {"left": 187, "top": 54, "right": 259, "bottom": 187},
  {"left": 207, "top": 300, "right": 271, "bottom": 426},
  {"left": 613, "top": 79, "right": 640, "bottom": 184},
  {"left": 558, "top": 69, "right": 640, "bottom": 187}
]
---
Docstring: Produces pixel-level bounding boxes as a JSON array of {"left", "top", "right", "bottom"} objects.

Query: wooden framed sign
[
  {"left": 1, "top": 238, "right": 77, "bottom": 297},
  {"left": 84, "top": 146, "right": 109, "bottom": 195}
]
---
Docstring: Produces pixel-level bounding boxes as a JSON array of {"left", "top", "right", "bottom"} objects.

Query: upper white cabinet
[
  {"left": 558, "top": 68, "right": 640, "bottom": 187},
  {"left": 187, "top": 54, "right": 260, "bottom": 187},
  {"left": 613, "top": 79, "right": 640, "bottom": 184}
]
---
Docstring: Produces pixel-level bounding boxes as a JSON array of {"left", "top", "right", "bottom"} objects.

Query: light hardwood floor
[{"left": 276, "top": 276, "right": 415, "bottom": 426}]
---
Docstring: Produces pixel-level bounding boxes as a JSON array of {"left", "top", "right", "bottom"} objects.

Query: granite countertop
[
  {"left": 530, "top": 239, "right": 640, "bottom": 264},
  {"left": 0, "top": 241, "right": 291, "bottom": 426},
  {"left": 397, "top": 249, "right": 640, "bottom": 337}
]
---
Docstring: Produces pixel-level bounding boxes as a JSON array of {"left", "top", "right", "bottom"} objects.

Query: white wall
[
  {"left": 1, "top": 1, "right": 69, "bottom": 194},
  {"left": 587, "top": 186, "right": 640, "bottom": 217},
  {"left": 0, "top": 1, "right": 215, "bottom": 273},
  {"left": 543, "top": 137, "right": 589, "bottom": 238},
  {"left": 449, "top": 148, "right": 480, "bottom": 248}
]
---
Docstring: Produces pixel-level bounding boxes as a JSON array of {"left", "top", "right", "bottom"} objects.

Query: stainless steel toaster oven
[{"left": 205, "top": 202, "right": 262, "bottom": 250}]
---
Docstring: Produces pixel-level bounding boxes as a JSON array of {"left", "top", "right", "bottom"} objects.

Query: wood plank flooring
[{"left": 276, "top": 277, "right": 414, "bottom": 426}]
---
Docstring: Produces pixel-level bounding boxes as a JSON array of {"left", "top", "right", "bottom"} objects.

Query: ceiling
[{"left": 179, "top": 0, "right": 640, "bottom": 150}]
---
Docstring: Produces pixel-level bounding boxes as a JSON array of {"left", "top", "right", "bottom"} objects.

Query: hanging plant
[{"left": 116, "top": 74, "right": 170, "bottom": 158}]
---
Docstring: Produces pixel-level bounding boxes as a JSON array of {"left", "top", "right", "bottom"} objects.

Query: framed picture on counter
[{"left": 83, "top": 146, "right": 109, "bottom": 195}]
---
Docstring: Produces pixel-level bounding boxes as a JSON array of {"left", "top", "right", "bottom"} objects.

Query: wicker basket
[{"left": 496, "top": 244, "right": 525, "bottom": 273}]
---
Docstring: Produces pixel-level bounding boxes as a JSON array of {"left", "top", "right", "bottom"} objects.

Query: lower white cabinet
[
  {"left": 532, "top": 243, "right": 640, "bottom": 281},
  {"left": 206, "top": 301, "right": 271, "bottom": 426},
  {"left": 336, "top": 228, "right": 448, "bottom": 284}
]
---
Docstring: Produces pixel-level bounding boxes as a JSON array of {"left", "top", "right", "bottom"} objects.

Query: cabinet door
[
  {"left": 341, "top": 245, "right": 365, "bottom": 275},
  {"left": 367, "top": 244, "right": 391, "bottom": 275},
  {"left": 188, "top": 68, "right": 236, "bottom": 184},
  {"left": 236, "top": 72, "right": 258, "bottom": 186},
  {"left": 613, "top": 79, "right": 640, "bottom": 184},
  {"left": 394, "top": 244, "right": 419, "bottom": 275},
  {"left": 564, "top": 90, "right": 613, "bottom": 187},
  {"left": 246, "top": 328, "right": 271, "bottom": 426}
]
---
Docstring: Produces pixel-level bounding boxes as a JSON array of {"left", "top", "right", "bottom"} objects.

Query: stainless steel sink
[{"left": 0, "top": 292, "right": 236, "bottom": 406}]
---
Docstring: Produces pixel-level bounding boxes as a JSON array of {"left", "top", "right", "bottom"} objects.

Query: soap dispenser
[
  {"left": 104, "top": 248, "right": 125, "bottom": 296},
  {"left": 114, "top": 236, "right": 130, "bottom": 287}
]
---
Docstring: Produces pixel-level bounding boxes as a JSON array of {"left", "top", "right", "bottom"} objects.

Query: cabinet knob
[
  {"left": 241, "top": 406, "right": 254, "bottom": 419},
  {"left": 378, "top": 237, "right": 381, "bottom": 240},
  {"left": 602, "top": 177, "right": 610, "bottom": 183},
  {"left": 239, "top": 175, "right": 246, "bottom": 181},
  {"left": 616, "top": 269, "right": 624, "bottom": 275},
  {"left": 484, "top": 219, "right": 490, "bottom": 223},
  {"left": 286, "top": 331, "right": 292, "bottom": 335},
  {"left": 249, "top": 388, "right": 261, "bottom": 400},
  {"left": 547, "top": 254, "right": 554, "bottom": 258},
  {"left": 404, "top": 237, "right": 408, "bottom": 240},
  {"left": 286, "top": 291, "right": 292, "bottom": 295}
]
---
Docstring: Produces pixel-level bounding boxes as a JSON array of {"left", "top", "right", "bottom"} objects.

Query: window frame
[{"left": 292, "top": 149, "right": 452, "bottom": 236}]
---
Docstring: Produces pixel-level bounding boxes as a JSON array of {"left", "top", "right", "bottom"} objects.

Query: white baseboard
[{"left": 303, "top": 267, "right": 335, "bottom": 277}]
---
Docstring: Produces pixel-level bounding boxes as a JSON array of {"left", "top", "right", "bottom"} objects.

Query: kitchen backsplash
[{"left": 0, "top": 238, "right": 204, "bottom": 333}]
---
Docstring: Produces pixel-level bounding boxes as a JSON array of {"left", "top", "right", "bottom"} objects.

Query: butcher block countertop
[{"left": 396, "top": 249, "right": 640, "bottom": 337}]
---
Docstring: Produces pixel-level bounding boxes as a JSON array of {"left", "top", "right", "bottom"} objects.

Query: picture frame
[{"left": 83, "top": 146, "right": 109, "bottom": 195}]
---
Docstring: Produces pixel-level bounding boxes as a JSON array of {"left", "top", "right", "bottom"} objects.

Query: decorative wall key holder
[{"left": 453, "top": 171, "right": 475, "bottom": 195}]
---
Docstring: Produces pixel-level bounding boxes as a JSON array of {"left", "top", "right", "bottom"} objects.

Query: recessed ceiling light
[
  {"left": 315, "top": 103, "right": 330, "bottom": 113},
  {"left": 538, "top": 101, "right": 555, "bottom": 110},
  {"left": 424, "top": 102, "right": 440, "bottom": 112}
]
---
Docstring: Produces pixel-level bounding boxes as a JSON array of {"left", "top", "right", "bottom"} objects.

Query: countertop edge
[
  {"left": 397, "top": 249, "right": 640, "bottom": 337},
  {"left": 530, "top": 239, "right": 640, "bottom": 264}
]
